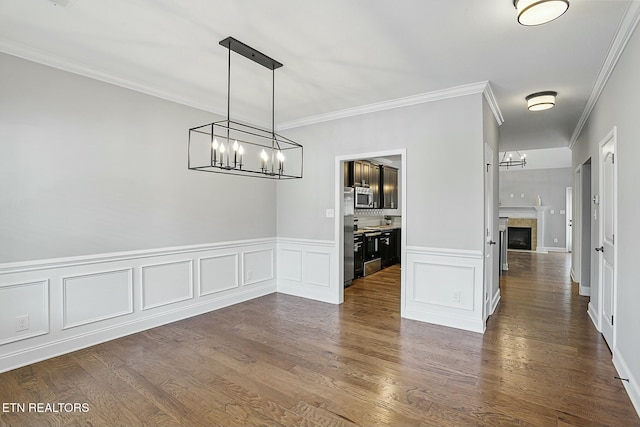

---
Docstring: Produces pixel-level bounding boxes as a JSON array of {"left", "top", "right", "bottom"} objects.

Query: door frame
[
  {"left": 566, "top": 186, "right": 573, "bottom": 252},
  {"left": 597, "top": 127, "right": 618, "bottom": 348},
  {"left": 334, "top": 149, "right": 407, "bottom": 312},
  {"left": 484, "top": 143, "right": 496, "bottom": 320}
]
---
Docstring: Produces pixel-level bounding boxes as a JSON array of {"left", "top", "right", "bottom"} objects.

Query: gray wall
[
  {"left": 499, "top": 168, "right": 572, "bottom": 248},
  {"left": 0, "top": 53, "right": 276, "bottom": 263},
  {"left": 572, "top": 22, "right": 640, "bottom": 404},
  {"left": 277, "top": 94, "right": 486, "bottom": 251}
]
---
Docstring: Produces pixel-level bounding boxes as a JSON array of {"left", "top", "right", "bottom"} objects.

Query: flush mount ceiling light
[
  {"left": 526, "top": 91, "right": 557, "bottom": 111},
  {"left": 188, "top": 37, "right": 303, "bottom": 179},
  {"left": 513, "top": 0, "right": 570, "bottom": 26}
]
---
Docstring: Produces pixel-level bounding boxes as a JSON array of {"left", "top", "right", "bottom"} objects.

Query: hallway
[{"left": 0, "top": 254, "right": 638, "bottom": 426}]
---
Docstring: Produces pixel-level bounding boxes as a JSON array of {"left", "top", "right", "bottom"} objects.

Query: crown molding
[
  {"left": 482, "top": 82, "right": 504, "bottom": 126},
  {"left": 0, "top": 37, "right": 223, "bottom": 116},
  {"left": 569, "top": 1, "right": 640, "bottom": 149},
  {"left": 1, "top": 36, "right": 505, "bottom": 132},
  {"left": 278, "top": 81, "right": 499, "bottom": 131}
]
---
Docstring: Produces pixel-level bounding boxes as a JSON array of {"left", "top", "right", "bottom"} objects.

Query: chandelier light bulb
[
  {"left": 212, "top": 138, "right": 218, "bottom": 150},
  {"left": 233, "top": 140, "right": 239, "bottom": 151}
]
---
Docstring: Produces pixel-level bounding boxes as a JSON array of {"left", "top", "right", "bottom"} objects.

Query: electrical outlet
[
  {"left": 453, "top": 291, "right": 461, "bottom": 302},
  {"left": 520, "top": 193, "right": 525, "bottom": 198},
  {"left": 326, "top": 209, "right": 334, "bottom": 218},
  {"left": 510, "top": 193, "right": 514, "bottom": 199},
  {"left": 554, "top": 238, "right": 558, "bottom": 243},
  {"left": 550, "top": 210, "right": 555, "bottom": 215},
  {"left": 246, "top": 270, "right": 253, "bottom": 281},
  {"left": 15, "top": 315, "right": 29, "bottom": 332}
]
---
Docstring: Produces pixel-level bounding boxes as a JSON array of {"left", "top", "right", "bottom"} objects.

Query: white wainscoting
[
  {"left": 405, "top": 246, "right": 485, "bottom": 333},
  {"left": 276, "top": 238, "right": 338, "bottom": 304},
  {"left": 0, "top": 239, "right": 276, "bottom": 373}
]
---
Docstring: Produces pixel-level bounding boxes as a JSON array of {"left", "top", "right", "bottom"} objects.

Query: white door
[
  {"left": 598, "top": 130, "right": 616, "bottom": 349},
  {"left": 484, "top": 144, "right": 495, "bottom": 319},
  {"left": 566, "top": 186, "right": 573, "bottom": 252}
]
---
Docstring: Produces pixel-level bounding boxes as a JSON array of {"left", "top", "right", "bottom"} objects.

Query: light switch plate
[
  {"left": 560, "top": 210, "right": 565, "bottom": 215},
  {"left": 550, "top": 210, "right": 555, "bottom": 215},
  {"left": 326, "top": 209, "right": 334, "bottom": 218}
]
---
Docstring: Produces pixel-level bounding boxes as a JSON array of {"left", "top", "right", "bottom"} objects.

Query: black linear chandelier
[
  {"left": 188, "top": 37, "right": 303, "bottom": 179},
  {"left": 500, "top": 151, "right": 527, "bottom": 168}
]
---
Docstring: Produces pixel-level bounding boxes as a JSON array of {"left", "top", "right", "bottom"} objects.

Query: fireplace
[{"left": 508, "top": 227, "right": 532, "bottom": 250}]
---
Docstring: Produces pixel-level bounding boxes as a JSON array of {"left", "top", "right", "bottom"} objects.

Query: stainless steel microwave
[{"left": 355, "top": 187, "right": 374, "bottom": 209}]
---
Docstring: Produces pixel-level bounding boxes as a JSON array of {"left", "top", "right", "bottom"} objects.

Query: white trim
[
  {"left": 405, "top": 246, "right": 483, "bottom": 259},
  {"left": 570, "top": 267, "right": 577, "bottom": 283},
  {"left": 0, "top": 239, "right": 277, "bottom": 373},
  {"left": 482, "top": 83, "right": 505, "bottom": 126},
  {"left": 279, "top": 82, "right": 495, "bottom": 130},
  {"left": 588, "top": 301, "right": 600, "bottom": 331},
  {"left": 0, "top": 280, "right": 50, "bottom": 345},
  {"left": 613, "top": 349, "right": 640, "bottom": 418},
  {"left": 538, "top": 247, "right": 567, "bottom": 253},
  {"left": 140, "top": 260, "right": 194, "bottom": 311},
  {"left": 277, "top": 239, "right": 337, "bottom": 304},
  {"left": 0, "top": 238, "right": 274, "bottom": 275},
  {"left": 405, "top": 246, "right": 485, "bottom": 333},
  {"left": 569, "top": 2, "right": 640, "bottom": 148},
  {"left": 62, "top": 268, "right": 134, "bottom": 329},
  {"left": 579, "top": 285, "right": 591, "bottom": 297},
  {"left": 490, "top": 289, "right": 501, "bottom": 315}
]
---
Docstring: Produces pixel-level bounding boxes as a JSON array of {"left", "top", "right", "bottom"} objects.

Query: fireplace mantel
[{"left": 498, "top": 205, "right": 550, "bottom": 253}]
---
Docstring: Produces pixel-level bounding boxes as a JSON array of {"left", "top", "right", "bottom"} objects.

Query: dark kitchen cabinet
[
  {"left": 381, "top": 166, "right": 398, "bottom": 209},
  {"left": 380, "top": 230, "right": 393, "bottom": 268},
  {"left": 381, "top": 228, "right": 401, "bottom": 268},
  {"left": 344, "top": 161, "right": 351, "bottom": 187},
  {"left": 369, "top": 163, "right": 380, "bottom": 208},
  {"left": 352, "top": 160, "right": 371, "bottom": 187}
]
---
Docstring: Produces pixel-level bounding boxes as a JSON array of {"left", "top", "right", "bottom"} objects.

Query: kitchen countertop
[{"left": 354, "top": 226, "right": 401, "bottom": 234}]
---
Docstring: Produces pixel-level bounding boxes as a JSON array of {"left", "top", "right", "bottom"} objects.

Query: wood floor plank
[{"left": 1, "top": 251, "right": 638, "bottom": 426}]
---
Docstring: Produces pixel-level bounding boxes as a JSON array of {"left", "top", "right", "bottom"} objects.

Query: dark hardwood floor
[{"left": 1, "top": 251, "right": 638, "bottom": 426}]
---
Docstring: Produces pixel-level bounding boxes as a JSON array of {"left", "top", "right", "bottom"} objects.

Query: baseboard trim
[
  {"left": 538, "top": 247, "right": 567, "bottom": 253},
  {"left": 579, "top": 285, "right": 591, "bottom": 297},
  {"left": 613, "top": 349, "right": 640, "bottom": 419},
  {"left": 502, "top": 263, "right": 509, "bottom": 271},
  {"left": 490, "top": 290, "right": 501, "bottom": 315},
  {"left": 570, "top": 267, "right": 579, "bottom": 283},
  {"left": 404, "top": 308, "right": 486, "bottom": 334},
  {"left": 588, "top": 302, "right": 599, "bottom": 331}
]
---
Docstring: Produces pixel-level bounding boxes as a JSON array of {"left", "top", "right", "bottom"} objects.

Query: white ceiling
[{"left": 1, "top": 0, "right": 637, "bottom": 150}]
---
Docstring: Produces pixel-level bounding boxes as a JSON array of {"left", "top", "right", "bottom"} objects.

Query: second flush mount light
[
  {"left": 526, "top": 91, "right": 557, "bottom": 111},
  {"left": 514, "top": 0, "right": 570, "bottom": 26}
]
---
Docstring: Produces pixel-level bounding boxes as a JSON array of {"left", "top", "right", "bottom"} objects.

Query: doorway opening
[{"left": 335, "top": 149, "right": 406, "bottom": 315}]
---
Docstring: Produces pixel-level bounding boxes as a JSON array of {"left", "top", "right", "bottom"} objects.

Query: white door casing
[
  {"left": 484, "top": 143, "right": 495, "bottom": 320},
  {"left": 598, "top": 128, "right": 617, "bottom": 349}
]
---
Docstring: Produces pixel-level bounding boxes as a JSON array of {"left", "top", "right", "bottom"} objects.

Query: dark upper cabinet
[
  {"left": 344, "top": 161, "right": 351, "bottom": 187},
  {"left": 370, "top": 163, "right": 380, "bottom": 208},
  {"left": 381, "top": 166, "right": 398, "bottom": 209}
]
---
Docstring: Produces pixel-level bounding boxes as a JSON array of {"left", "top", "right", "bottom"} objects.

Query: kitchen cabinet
[
  {"left": 381, "top": 166, "right": 398, "bottom": 209},
  {"left": 344, "top": 161, "right": 352, "bottom": 187},
  {"left": 352, "top": 160, "right": 371, "bottom": 187},
  {"left": 381, "top": 228, "right": 400, "bottom": 267},
  {"left": 369, "top": 163, "right": 380, "bottom": 208}
]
